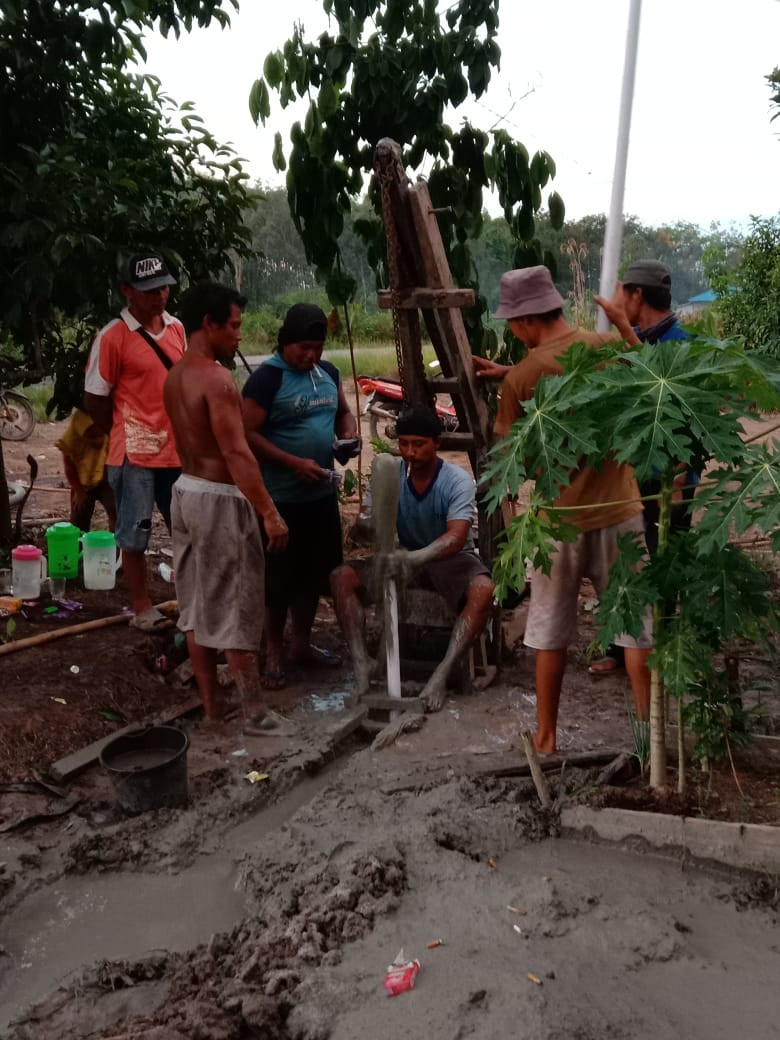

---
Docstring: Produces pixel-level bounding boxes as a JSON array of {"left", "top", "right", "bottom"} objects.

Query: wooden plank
[
  {"left": 362, "top": 694, "right": 423, "bottom": 713},
  {"left": 438, "top": 431, "right": 475, "bottom": 451},
  {"left": 426, "top": 377, "right": 461, "bottom": 394},
  {"left": 377, "top": 288, "right": 475, "bottom": 310}
]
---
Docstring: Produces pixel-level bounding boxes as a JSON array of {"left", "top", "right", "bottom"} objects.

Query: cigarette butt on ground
[
  {"left": 488, "top": 857, "right": 497, "bottom": 870},
  {"left": 426, "top": 939, "right": 444, "bottom": 949},
  {"left": 506, "top": 905, "right": 526, "bottom": 915},
  {"left": 527, "top": 972, "right": 543, "bottom": 986},
  {"left": 513, "top": 924, "right": 523, "bottom": 935}
]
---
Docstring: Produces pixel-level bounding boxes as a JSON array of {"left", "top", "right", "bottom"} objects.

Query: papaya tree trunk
[{"left": 649, "top": 473, "right": 674, "bottom": 790}]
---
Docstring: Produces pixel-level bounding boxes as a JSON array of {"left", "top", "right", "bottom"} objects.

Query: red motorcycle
[{"left": 357, "top": 371, "right": 459, "bottom": 442}]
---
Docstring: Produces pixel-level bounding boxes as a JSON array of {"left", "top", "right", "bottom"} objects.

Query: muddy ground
[{"left": 1, "top": 409, "right": 779, "bottom": 1037}]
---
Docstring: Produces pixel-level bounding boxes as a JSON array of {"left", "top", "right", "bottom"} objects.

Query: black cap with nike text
[{"left": 123, "top": 254, "right": 177, "bottom": 291}]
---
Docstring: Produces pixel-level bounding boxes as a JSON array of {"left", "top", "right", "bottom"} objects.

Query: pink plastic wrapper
[{"left": 384, "top": 949, "right": 420, "bottom": 997}]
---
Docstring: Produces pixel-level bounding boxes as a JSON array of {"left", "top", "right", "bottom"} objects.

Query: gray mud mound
[{"left": 6, "top": 754, "right": 780, "bottom": 1040}]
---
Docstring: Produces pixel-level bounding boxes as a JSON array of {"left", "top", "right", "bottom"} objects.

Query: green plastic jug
[{"left": 45, "top": 522, "right": 82, "bottom": 579}]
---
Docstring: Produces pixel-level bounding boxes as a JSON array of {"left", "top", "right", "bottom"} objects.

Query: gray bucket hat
[
  {"left": 493, "top": 266, "right": 565, "bottom": 319},
  {"left": 622, "top": 259, "right": 672, "bottom": 290}
]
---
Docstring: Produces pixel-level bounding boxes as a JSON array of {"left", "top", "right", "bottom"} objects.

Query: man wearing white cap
[
  {"left": 479, "top": 266, "right": 652, "bottom": 754},
  {"left": 84, "top": 252, "right": 185, "bottom": 630}
]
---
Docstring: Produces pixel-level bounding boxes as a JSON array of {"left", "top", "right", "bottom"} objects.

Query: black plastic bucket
[{"left": 99, "top": 725, "right": 189, "bottom": 813}]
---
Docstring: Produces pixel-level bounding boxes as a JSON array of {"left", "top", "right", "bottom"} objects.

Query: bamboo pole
[{"left": 0, "top": 600, "right": 177, "bottom": 657}]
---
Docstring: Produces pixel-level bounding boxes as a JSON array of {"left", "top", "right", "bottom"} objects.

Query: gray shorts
[
  {"left": 524, "top": 513, "right": 653, "bottom": 651},
  {"left": 171, "top": 475, "right": 265, "bottom": 652},
  {"left": 354, "top": 550, "right": 491, "bottom": 611}
]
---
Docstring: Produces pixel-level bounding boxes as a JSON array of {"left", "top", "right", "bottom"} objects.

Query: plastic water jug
[
  {"left": 45, "top": 521, "right": 82, "bottom": 578},
  {"left": 11, "top": 545, "right": 47, "bottom": 599},
  {"left": 82, "top": 530, "right": 120, "bottom": 590}
]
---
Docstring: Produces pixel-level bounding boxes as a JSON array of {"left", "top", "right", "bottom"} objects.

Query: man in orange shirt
[
  {"left": 476, "top": 266, "right": 652, "bottom": 753},
  {"left": 84, "top": 253, "right": 185, "bottom": 630}
]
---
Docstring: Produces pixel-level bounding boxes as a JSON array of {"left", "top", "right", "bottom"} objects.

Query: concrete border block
[{"left": 561, "top": 805, "right": 780, "bottom": 873}]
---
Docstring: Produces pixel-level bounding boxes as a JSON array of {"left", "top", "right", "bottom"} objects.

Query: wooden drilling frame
[{"left": 373, "top": 137, "right": 503, "bottom": 573}]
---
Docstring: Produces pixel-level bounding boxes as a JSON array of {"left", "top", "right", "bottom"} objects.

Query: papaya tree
[
  {"left": 483, "top": 330, "right": 780, "bottom": 790},
  {"left": 249, "top": 0, "right": 566, "bottom": 359}
]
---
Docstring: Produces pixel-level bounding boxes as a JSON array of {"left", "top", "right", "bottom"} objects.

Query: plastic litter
[
  {"left": 158, "top": 562, "right": 174, "bottom": 583},
  {"left": 50, "top": 697, "right": 67, "bottom": 705},
  {"left": 0, "top": 596, "right": 22, "bottom": 616},
  {"left": 69, "top": 665, "right": 80, "bottom": 675},
  {"left": 384, "top": 949, "right": 420, "bottom": 997},
  {"left": 231, "top": 748, "right": 248, "bottom": 757},
  {"left": 244, "top": 771, "right": 269, "bottom": 784}
]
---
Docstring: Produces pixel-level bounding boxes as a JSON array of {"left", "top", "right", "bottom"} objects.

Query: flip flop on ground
[
  {"left": 588, "top": 655, "right": 624, "bottom": 677},
  {"left": 129, "top": 606, "right": 175, "bottom": 632},
  {"left": 289, "top": 645, "right": 342, "bottom": 669},
  {"left": 259, "top": 669, "right": 287, "bottom": 690}
]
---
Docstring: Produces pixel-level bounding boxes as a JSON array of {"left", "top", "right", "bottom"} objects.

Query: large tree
[
  {"left": 250, "top": 0, "right": 565, "bottom": 360},
  {"left": 0, "top": 0, "right": 253, "bottom": 542},
  {"left": 1, "top": 0, "right": 252, "bottom": 409}
]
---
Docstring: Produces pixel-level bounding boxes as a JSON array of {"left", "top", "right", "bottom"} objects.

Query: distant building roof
[{"left": 686, "top": 289, "right": 717, "bottom": 304}]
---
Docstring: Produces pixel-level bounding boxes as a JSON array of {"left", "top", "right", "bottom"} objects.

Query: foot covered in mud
[
  {"left": 129, "top": 606, "right": 175, "bottom": 632},
  {"left": 371, "top": 710, "right": 425, "bottom": 750},
  {"left": 260, "top": 669, "right": 287, "bottom": 690},
  {"left": 243, "top": 708, "right": 296, "bottom": 737},
  {"left": 420, "top": 680, "right": 447, "bottom": 713},
  {"left": 289, "top": 644, "right": 342, "bottom": 668}
]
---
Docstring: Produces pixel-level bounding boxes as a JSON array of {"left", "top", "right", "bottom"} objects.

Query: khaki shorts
[
  {"left": 172, "top": 475, "right": 265, "bottom": 652},
  {"left": 524, "top": 513, "right": 652, "bottom": 651}
]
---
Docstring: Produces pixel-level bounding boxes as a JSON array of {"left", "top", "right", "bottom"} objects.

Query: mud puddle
[{"left": 0, "top": 764, "right": 343, "bottom": 1029}]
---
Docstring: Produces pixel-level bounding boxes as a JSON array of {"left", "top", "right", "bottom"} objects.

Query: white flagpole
[{"left": 596, "top": 0, "right": 643, "bottom": 331}]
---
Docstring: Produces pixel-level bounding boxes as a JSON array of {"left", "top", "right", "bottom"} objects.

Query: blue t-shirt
[
  {"left": 396, "top": 458, "right": 476, "bottom": 551},
  {"left": 242, "top": 353, "right": 339, "bottom": 503}
]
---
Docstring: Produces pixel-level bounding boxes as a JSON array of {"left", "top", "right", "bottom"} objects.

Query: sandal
[
  {"left": 259, "top": 669, "right": 287, "bottom": 691},
  {"left": 290, "top": 645, "right": 342, "bottom": 669},
  {"left": 129, "top": 606, "right": 175, "bottom": 632}
]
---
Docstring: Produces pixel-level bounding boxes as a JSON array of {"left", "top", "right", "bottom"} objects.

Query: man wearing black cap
[
  {"left": 241, "top": 303, "right": 359, "bottom": 688},
  {"left": 84, "top": 252, "right": 185, "bottom": 630},
  {"left": 330, "top": 406, "right": 495, "bottom": 714}
]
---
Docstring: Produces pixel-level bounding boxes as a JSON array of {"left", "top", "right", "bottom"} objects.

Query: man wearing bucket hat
[
  {"left": 484, "top": 266, "right": 652, "bottom": 754},
  {"left": 84, "top": 252, "right": 185, "bottom": 631}
]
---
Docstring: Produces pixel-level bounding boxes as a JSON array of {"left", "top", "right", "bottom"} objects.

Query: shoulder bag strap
[{"left": 135, "top": 327, "right": 175, "bottom": 370}]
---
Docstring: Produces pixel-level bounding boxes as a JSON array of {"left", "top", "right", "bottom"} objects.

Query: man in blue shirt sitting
[{"left": 331, "top": 407, "right": 495, "bottom": 713}]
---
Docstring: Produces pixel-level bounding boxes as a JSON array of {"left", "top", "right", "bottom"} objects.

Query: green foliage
[
  {"left": 491, "top": 501, "right": 578, "bottom": 598},
  {"left": 1, "top": 0, "right": 252, "bottom": 416},
  {"left": 485, "top": 330, "right": 780, "bottom": 768},
  {"left": 250, "top": 0, "right": 563, "bottom": 358},
  {"left": 705, "top": 215, "right": 780, "bottom": 358}
]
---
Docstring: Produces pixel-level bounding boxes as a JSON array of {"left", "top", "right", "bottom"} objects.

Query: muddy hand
[{"left": 263, "top": 510, "right": 289, "bottom": 552}]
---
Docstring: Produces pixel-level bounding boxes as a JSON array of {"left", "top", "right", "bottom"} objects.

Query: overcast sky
[{"left": 142, "top": 0, "right": 780, "bottom": 229}]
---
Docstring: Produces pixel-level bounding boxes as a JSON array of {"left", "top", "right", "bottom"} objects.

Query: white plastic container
[
  {"left": 81, "top": 531, "right": 120, "bottom": 590},
  {"left": 11, "top": 545, "right": 47, "bottom": 599}
]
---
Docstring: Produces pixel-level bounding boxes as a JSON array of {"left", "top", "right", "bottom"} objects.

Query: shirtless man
[{"left": 163, "top": 282, "right": 289, "bottom": 732}]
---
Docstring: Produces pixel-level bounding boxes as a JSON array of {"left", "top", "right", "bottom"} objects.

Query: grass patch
[{"left": 14, "top": 383, "right": 53, "bottom": 423}]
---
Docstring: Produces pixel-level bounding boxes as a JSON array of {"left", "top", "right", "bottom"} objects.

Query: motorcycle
[
  {"left": 357, "top": 366, "right": 459, "bottom": 442},
  {"left": 0, "top": 389, "right": 36, "bottom": 441}
]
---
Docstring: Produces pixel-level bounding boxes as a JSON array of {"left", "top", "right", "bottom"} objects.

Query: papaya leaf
[
  {"left": 491, "top": 501, "right": 578, "bottom": 599},
  {"left": 653, "top": 618, "right": 708, "bottom": 698},
  {"left": 679, "top": 543, "right": 775, "bottom": 643},
  {"left": 592, "top": 532, "right": 654, "bottom": 651},
  {"left": 692, "top": 445, "right": 780, "bottom": 553}
]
